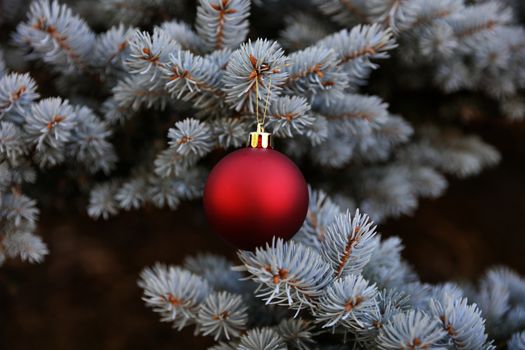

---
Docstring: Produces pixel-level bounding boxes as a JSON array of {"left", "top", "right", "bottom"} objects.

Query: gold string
[
  {"left": 255, "top": 75, "right": 260, "bottom": 126},
  {"left": 254, "top": 73, "right": 273, "bottom": 129},
  {"left": 262, "top": 76, "right": 272, "bottom": 128}
]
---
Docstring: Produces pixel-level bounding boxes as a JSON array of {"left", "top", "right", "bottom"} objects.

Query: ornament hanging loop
[{"left": 248, "top": 72, "right": 273, "bottom": 149}]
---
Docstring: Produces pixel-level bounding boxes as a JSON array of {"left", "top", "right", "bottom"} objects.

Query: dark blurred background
[{"left": 1, "top": 117, "right": 524, "bottom": 350}]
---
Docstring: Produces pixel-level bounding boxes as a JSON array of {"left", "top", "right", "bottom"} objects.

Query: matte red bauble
[{"left": 203, "top": 127, "right": 309, "bottom": 250}]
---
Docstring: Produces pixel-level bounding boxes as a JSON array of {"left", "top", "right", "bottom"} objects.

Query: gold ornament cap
[{"left": 248, "top": 123, "right": 272, "bottom": 149}]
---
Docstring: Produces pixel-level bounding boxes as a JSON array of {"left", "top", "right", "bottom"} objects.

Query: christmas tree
[{"left": 1, "top": 0, "right": 525, "bottom": 349}]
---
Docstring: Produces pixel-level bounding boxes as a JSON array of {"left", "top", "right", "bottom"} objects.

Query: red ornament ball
[{"left": 203, "top": 147, "right": 309, "bottom": 250}]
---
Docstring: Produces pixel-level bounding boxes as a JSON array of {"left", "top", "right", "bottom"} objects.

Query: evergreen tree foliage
[
  {"left": 140, "top": 192, "right": 525, "bottom": 349},
  {"left": 1, "top": 0, "right": 524, "bottom": 348}
]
